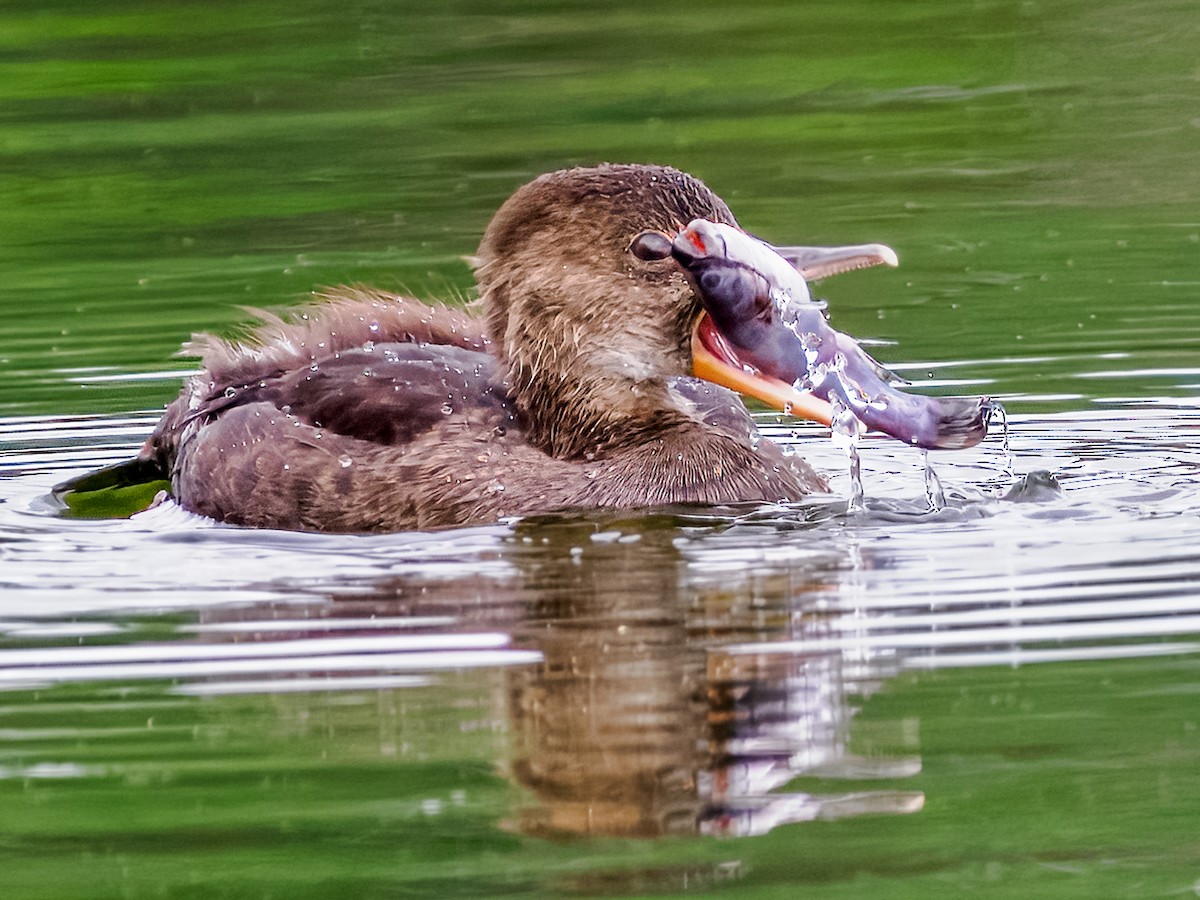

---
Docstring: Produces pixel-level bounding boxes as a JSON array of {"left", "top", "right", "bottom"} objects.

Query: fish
[{"left": 634, "top": 220, "right": 991, "bottom": 450}]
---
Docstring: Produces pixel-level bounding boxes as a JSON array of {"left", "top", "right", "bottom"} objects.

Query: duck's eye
[{"left": 629, "top": 231, "right": 673, "bottom": 261}]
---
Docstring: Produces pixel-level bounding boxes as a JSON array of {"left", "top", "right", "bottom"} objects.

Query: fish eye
[{"left": 629, "top": 231, "right": 673, "bottom": 261}]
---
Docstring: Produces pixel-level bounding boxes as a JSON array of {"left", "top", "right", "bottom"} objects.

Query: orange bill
[{"left": 691, "top": 313, "right": 833, "bottom": 426}]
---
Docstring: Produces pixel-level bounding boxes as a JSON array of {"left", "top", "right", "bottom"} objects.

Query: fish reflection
[{"left": 502, "top": 518, "right": 923, "bottom": 838}]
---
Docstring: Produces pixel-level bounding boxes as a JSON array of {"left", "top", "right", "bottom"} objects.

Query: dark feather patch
[{"left": 190, "top": 343, "right": 517, "bottom": 447}]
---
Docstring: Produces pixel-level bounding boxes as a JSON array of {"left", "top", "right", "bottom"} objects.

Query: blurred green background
[{"left": 4, "top": 0, "right": 1200, "bottom": 417}]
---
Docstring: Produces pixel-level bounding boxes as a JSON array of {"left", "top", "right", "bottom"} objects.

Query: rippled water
[
  {"left": 4, "top": 0, "right": 1200, "bottom": 896},
  {"left": 4, "top": 404, "right": 1199, "bottom": 892}
]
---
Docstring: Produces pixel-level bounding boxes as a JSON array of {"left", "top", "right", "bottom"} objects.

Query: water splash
[
  {"left": 987, "top": 402, "right": 1014, "bottom": 478},
  {"left": 920, "top": 449, "right": 946, "bottom": 511},
  {"left": 829, "top": 397, "right": 865, "bottom": 513}
]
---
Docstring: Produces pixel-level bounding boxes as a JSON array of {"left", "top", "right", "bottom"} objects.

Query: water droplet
[
  {"left": 224, "top": 386, "right": 237, "bottom": 398},
  {"left": 846, "top": 440, "right": 864, "bottom": 514},
  {"left": 441, "top": 402, "right": 454, "bottom": 415},
  {"left": 830, "top": 397, "right": 865, "bottom": 514},
  {"left": 988, "top": 402, "right": 1014, "bottom": 478},
  {"left": 921, "top": 449, "right": 945, "bottom": 512},
  {"left": 339, "top": 455, "right": 353, "bottom": 468}
]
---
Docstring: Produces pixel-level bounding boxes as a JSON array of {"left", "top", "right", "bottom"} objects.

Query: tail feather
[{"left": 53, "top": 458, "right": 171, "bottom": 519}]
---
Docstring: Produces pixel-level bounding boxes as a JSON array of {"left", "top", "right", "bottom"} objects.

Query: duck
[{"left": 59, "top": 163, "right": 906, "bottom": 533}]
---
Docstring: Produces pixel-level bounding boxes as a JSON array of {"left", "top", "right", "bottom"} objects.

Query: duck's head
[
  {"left": 475, "top": 163, "right": 922, "bottom": 460},
  {"left": 476, "top": 163, "right": 742, "bottom": 459}
]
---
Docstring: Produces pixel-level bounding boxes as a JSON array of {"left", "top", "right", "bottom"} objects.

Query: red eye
[{"left": 686, "top": 230, "right": 707, "bottom": 254}]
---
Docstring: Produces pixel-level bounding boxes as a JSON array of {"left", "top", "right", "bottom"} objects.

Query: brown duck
[{"left": 59, "top": 164, "right": 959, "bottom": 532}]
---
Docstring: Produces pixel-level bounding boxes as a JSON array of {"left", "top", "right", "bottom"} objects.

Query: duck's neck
[
  {"left": 506, "top": 340, "right": 690, "bottom": 461},
  {"left": 482, "top": 259, "right": 698, "bottom": 461}
]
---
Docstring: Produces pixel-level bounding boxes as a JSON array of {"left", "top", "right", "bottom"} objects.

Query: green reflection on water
[
  {"left": 4, "top": 0, "right": 1200, "bottom": 415},
  {"left": 1, "top": 654, "right": 1195, "bottom": 897}
]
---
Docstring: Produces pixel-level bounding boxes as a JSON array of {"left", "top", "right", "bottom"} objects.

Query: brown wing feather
[
  {"left": 186, "top": 343, "right": 515, "bottom": 448},
  {"left": 183, "top": 288, "right": 489, "bottom": 388}
]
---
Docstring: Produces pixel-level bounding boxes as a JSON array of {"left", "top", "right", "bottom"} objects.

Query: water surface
[{"left": 2, "top": 1, "right": 1199, "bottom": 897}]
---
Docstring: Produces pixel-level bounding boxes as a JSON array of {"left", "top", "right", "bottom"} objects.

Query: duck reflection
[
  {"left": 502, "top": 516, "right": 923, "bottom": 838},
  {"left": 186, "top": 513, "right": 923, "bottom": 840}
]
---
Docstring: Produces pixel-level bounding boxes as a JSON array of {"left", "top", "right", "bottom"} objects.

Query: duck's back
[{"left": 147, "top": 289, "right": 543, "bottom": 531}]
